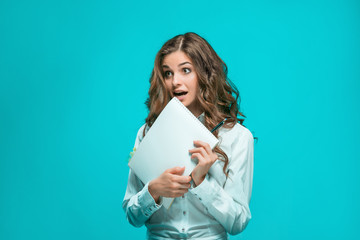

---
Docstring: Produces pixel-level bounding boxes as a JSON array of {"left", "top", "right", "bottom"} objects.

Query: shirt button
[
  {"left": 182, "top": 195, "right": 185, "bottom": 199},
  {"left": 199, "top": 197, "right": 202, "bottom": 201},
  {"left": 183, "top": 211, "right": 186, "bottom": 215},
  {"left": 182, "top": 228, "right": 185, "bottom": 232}
]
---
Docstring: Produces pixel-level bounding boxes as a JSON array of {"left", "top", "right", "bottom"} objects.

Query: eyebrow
[{"left": 162, "top": 61, "right": 192, "bottom": 68}]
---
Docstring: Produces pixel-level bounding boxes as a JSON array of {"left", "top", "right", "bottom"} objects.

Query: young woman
[{"left": 123, "top": 32, "right": 254, "bottom": 240}]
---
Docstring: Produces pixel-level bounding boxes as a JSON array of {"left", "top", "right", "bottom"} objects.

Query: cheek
[
  {"left": 189, "top": 76, "right": 199, "bottom": 94},
  {"left": 165, "top": 81, "right": 172, "bottom": 90}
]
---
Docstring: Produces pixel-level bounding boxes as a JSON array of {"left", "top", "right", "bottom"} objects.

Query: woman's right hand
[{"left": 148, "top": 166, "right": 191, "bottom": 203}]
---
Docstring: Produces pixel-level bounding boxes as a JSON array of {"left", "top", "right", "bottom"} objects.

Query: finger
[
  {"left": 211, "top": 152, "right": 219, "bottom": 162},
  {"left": 175, "top": 185, "right": 190, "bottom": 193},
  {"left": 166, "top": 166, "right": 185, "bottom": 175},
  {"left": 171, "top": 174, "right": 191, "bottom": 184},
  {"left": 167, "top": 183, "right": 190, "bottom": 197},
  {"left": 193, "top": 140, "right": 212, "bottom": 155},
  {"left": 172, "top": 189, "right": 189, "bottom": 198},
  {"left": 191, "top": 152, "right": 206, "bottom": 164},
  {"left": 193, "top": 141, "right": 218, "bottom": 163},
  {"left": 175, "top": 182, "right": 191, "bottom": 189},
  {"left": 189, "top": 147, "right": 208, "bottom": 158}
]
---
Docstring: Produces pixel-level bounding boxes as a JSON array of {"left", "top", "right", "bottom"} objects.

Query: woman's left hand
[{"left": 189, "top": 140, "right": 218, "bottom": 187}]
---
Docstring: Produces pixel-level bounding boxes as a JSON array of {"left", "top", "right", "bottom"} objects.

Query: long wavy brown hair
[{"left": 144, "top": 32, "right": 245, "bottom": 175}]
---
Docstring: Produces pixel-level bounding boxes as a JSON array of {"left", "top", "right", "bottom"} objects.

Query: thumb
[{"left": 167, "top": 166, "right": 185, "bottom": 175}]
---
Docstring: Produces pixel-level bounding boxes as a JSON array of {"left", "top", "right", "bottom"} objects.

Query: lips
[
  {"left": 173, "top": 91, "right": 188, "bottom": 96},
  {"left": 173, "top": 90, "right": 188, "bottom": 101}
]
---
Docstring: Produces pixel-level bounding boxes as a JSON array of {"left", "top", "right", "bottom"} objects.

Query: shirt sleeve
[
  {"left": 122, "top": 124, "right": 163, "bottom": 227},
  {"left": 189, "top": 125, "right": 254, "bottom": 235}
]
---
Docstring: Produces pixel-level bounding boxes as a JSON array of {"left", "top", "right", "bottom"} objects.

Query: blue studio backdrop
[{"left": 1, "top": 0, "right": 359, "bottom": 239}]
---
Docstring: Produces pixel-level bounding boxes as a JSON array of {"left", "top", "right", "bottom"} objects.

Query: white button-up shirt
[{"left": 123, "top": 116, "right": 254, "bottom": 240}]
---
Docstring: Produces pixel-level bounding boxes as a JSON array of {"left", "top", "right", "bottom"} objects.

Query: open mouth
[{"left": 173, "top": 91, "right": 188, "bottom": 97}]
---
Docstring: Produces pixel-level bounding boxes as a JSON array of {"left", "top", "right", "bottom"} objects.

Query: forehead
[{"left": 162, "top": 51, "right": 192, "bottom": 66}]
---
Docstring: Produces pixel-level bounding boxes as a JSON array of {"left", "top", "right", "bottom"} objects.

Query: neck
[
  {"left": 187, "top": 99, "right": 202, "bottom": 117},
  {"left": 188, "top": 107, "right": 202, "bottom": 117}
]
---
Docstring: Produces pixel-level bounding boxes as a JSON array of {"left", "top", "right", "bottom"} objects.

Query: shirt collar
[{"left": 197, "top": 112, "right": 205, "bottom": 124}]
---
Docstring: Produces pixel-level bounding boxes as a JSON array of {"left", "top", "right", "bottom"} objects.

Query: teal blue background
[{"left": 1, "top": 0, "right": 359, "bottom": 239}]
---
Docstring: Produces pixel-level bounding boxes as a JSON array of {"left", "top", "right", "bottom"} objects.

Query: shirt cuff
[
  {"left": 138, "top": 182, "right": 162, "bottom": 217},
  {"left": 189, "top": 174, "right": 214, "bottom": 206}
]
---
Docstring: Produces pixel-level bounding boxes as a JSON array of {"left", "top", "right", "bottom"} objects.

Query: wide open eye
[
  {"left": 164, "top": 71, "right": 173, "bottom": 78},
  {"left": 183, "top": 68, "right": 191, "bottom": 74}
]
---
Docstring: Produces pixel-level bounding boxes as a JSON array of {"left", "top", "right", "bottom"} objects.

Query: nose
[{"left": 172, "top": 73, "right": 182, "bottom": 86}]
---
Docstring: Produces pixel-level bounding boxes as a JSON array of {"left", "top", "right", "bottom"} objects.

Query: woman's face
[{"left": 162, "top": 51, "right": 201, "bottom": 117}]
